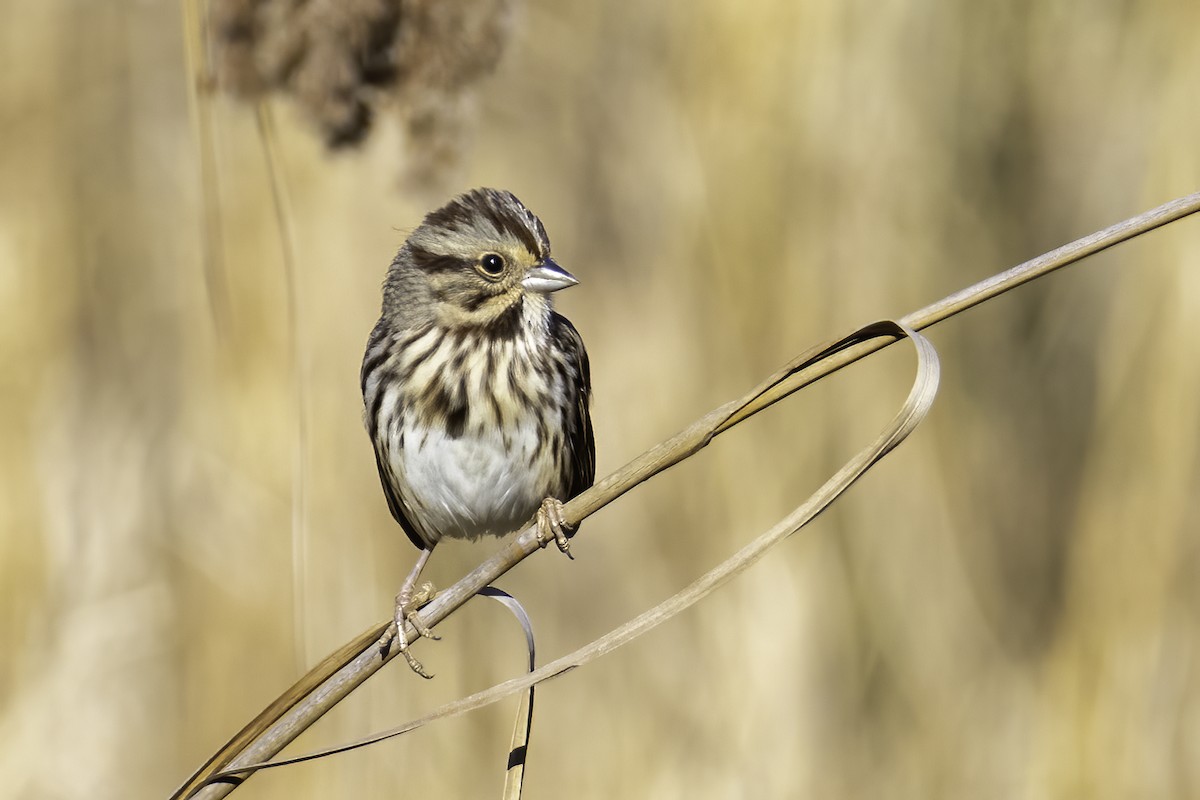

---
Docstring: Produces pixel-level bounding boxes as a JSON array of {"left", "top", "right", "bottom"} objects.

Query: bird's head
[{"left": 383, "top": 188, "right": 577, "bottom": 335}]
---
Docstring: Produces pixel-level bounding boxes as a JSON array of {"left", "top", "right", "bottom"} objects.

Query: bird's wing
[
  {"left": 552, "top": 312, "right": 597, "bottom": 501},
  {"left": 362, "top": 320, "right": 430, "bottom": 550}
]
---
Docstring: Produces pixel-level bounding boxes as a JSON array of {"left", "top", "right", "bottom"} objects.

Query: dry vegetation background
[{"left": 3, "top": 1, "right": 1200, "bottom": 798}]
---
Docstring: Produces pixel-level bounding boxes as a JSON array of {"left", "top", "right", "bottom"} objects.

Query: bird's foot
[
  {"left": 535, "top": 497, "right": 575, "bottom": 560},
  {"left": 376, "top": 581, "right": 440, "bottom": 679}
]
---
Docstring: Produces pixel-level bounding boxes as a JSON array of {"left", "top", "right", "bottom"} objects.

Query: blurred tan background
[{"left": 3, "top": 1, "right": 1200, "bottom": 798}]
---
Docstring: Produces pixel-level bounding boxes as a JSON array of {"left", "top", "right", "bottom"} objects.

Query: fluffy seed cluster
[
  {"left": 361, "top": 189, "right": 595, "bottom": 548},
  {"left": 210, "top": 0, "right": 514, "bottom": 184}
]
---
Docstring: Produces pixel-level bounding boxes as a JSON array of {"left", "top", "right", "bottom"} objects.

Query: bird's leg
[
  {"left": 535, "top": 497, "right": 575, "bottom": 560},
  {"left": 377, "top": 546, "right": 440, "bottom": 678}
]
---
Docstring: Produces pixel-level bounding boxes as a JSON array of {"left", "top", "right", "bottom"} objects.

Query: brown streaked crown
[{"left": 419, "top": 188, "right": 549, "bottom": 260}]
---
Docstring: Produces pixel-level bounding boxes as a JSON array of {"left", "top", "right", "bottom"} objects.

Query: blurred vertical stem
[
  {"left": 255, "top": 101, "right": 311, "bottom": 669},
  {"left": 180, "top": 0, "right": 230, "bottom": 332}
]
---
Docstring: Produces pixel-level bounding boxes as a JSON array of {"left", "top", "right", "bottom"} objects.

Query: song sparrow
[{"left": 361, "top": 188, "right": 595, "bottom": 676}]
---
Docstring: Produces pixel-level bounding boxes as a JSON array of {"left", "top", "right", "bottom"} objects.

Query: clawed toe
[
  {"left": 377, "top": 620, "right": 431, "bottom": 678},
  {"left": 406, "top": 609, "right": 440, "bottom": 642},
  {"left": 376, "top": 622, "right": 397, "bottom": 656},
  {"left": 398, "top": 643, "right": 433, "bottom": 679},
  {"left": 383, "top": 580, "right": 440, "bottom": 679},
  {"left": 536, "top": 497, "right": 575, "bottom": 560}
]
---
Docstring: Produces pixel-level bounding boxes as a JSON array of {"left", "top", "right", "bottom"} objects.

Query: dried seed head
[{"left": 209, "top": 0, "right": 515, "bottom": 185}]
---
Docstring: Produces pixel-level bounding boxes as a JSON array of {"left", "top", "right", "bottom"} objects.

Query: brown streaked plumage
[{"left": 361, "top": 188, "right": 595, "bottom": 676}]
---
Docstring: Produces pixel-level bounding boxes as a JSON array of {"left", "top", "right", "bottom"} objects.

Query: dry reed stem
[
  {"left": 254, "top": 101, "right": 312, "bottom": 670},
  {"left": 180, "top": 0, "right": 231, "bottom": 332},
  {"left": 171, "top": 191, "right": 1200, "bottom": 800}
]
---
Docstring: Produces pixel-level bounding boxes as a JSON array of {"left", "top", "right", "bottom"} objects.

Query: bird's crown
[{"left": 411, "top": 188, "right": 550, "bottom": 265}]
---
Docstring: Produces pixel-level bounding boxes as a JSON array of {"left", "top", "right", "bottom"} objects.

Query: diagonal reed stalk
[{"left": 171, "top": 190, "right": 1200, "bottom": 800}]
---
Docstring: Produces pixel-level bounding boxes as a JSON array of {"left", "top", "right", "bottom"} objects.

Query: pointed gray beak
[{"left": 522, "top": 258, "right": 579, "bottom": 294}]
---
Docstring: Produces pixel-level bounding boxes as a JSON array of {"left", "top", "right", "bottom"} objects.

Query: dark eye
[{"left": 479, "top": 253, "right": 505, "bottom": 276}]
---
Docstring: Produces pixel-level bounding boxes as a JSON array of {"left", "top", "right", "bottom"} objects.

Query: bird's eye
[{"left": 478, "top": 253, "right": 506, "bottom": 277}]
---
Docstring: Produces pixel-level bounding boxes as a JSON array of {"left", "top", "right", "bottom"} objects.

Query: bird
[{"left": 361, "top": 188, "right": 595, "bottom": 677}]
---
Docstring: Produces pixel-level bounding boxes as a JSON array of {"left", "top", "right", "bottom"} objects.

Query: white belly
[{"left": 395, "top": 419, "right": 551, "bottom": 542}]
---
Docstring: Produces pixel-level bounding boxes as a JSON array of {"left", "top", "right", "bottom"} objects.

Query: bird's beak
[{"left": 522, "top": 258, "right": 579, "bottom": 294}]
